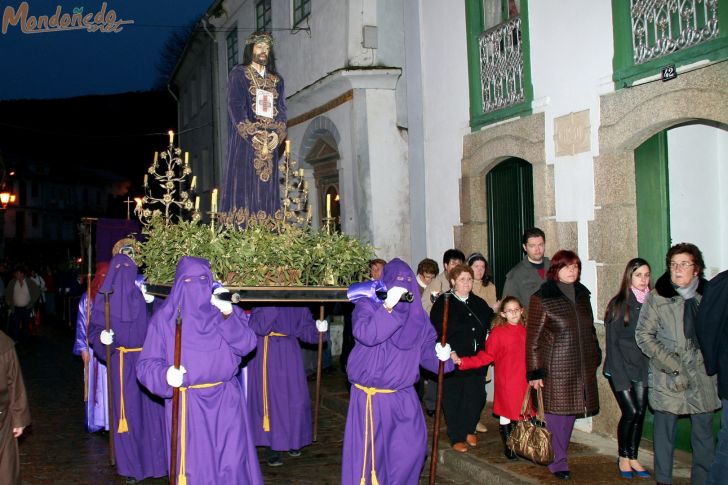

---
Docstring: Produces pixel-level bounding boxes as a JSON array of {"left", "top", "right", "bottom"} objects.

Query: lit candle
[
  {"left": 194, "top": 196, "right": 200, "bottom": 211},
  {"left": 211, "top": 188, "right": 218, "bottom": 213},
  {"left": 307, "top": 205, "right": 313, "bottom": 219},
  {"left": 299, "top": 168, "right": 304, "bottom": 177},
  {"left": 303, "top": 180, "right": 308, "bottom": 191},
  {"left": 190, "top": 176, "right": 197, "bottom": 190},
  {"left": 285, "top": 140, "right": 291, "bottom": 157},
  {"left": 168, "top": 130, "right": 174, "bottom": 145},
  {"left": 184, "top": 152, "right": 189, "bottom": 166},
  {"left": 326, "top": 193, "right": 331, "bottom": 219},
  {"left": 143, "top": 174, "right": 148, "bottom": 188}
]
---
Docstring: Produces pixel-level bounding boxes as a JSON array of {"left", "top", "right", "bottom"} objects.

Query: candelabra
[
  {"left": 279, "top": 140, "right": 311, "bottom": 227},
  {"left": 136, "top": 131, "right": 199, "bottom": 226}
]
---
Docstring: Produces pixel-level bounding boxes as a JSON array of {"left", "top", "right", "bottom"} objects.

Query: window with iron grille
[
  {"left": 612, "top": 0, "right": 726, "bottom": 88},
  {"left": 256, "top": 0, "right": 272, "bottom": 31},
  {"left": 293, "top": 0, "right": 310, "bottom": 27},
  {"left": 226, "top": 27, "right": 238, "bottom": 72},
  {"left": 465, "top": 0, "right": 533, "bottom": 130}
]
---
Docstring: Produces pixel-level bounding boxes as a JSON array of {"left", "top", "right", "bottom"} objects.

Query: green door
[
  {"left": 486, "top": 158, "right": 534, "bottom": 298},
  {"left": 634, "top": 130, "right": 720, "bottom": 451},
  {"left": 635, "top": 131, "right": 671, "bottom": 277}
]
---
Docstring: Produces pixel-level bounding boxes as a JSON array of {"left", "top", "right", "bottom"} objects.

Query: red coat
[{"left": 458, "top": 324, "right": 532, "bottom": 420}]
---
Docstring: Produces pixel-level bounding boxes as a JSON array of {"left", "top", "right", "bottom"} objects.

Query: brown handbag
[{"left": 506, "top": 387, "right": 554, "bottom": 466}]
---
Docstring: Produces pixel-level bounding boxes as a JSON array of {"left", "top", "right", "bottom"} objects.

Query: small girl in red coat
[{"left": 452, "top": 296, "right": 532, "bottom": 460}]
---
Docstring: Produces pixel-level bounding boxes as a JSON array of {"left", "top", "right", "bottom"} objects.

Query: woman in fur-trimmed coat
[{"left": 635, "top": 243, "right": 719, "bottom": 485}]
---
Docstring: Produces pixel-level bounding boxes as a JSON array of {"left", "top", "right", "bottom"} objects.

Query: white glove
[
  {"left": 316, "top": 319, "right": 328, "bottom": 333},
  {"left": 210, "top": 287, "right": 233, "bottom": 315},
  {"left": 435, "top": 342, "right": 452, "bottom": 362},
  {"left": 100, "top": 329, "right": 114, "bottom": 346},
  {"left": 141, "top": 285, "right": 155, "bottom": 304},
  {"left": 384, "top": 286, "right": 408, "bottom": 310},
  {"left": 166, "top": 365, "right": 187, "bottom": 388}
]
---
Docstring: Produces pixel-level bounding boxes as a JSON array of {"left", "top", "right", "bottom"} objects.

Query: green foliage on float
[{"left": 139, "top": 216, "right": 375, "bottom": 287}]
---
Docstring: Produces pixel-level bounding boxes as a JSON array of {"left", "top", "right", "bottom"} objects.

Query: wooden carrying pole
[
  {"left": 313, "top": 304, "right": 324, "bottom": 441},
  {"left": 169, "top": 308, "right": 183, "bottom": 485},
  {"left": 429, "top": 293, "right": 450, "bottom": 485},
  {"left": 102, "top": 289, "right": 116, "bottom": 466},
  {"left": 83, "top": 219, "right": 93, "bottom": 402}
]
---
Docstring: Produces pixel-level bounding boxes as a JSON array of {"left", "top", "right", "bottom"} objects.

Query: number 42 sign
[{"left": 661, "top": 64, "right": 677, "bottom": 82}]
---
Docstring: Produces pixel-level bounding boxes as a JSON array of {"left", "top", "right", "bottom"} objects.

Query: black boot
[{"left": 499, "top": 424, "right": 518, "bottom": 460}]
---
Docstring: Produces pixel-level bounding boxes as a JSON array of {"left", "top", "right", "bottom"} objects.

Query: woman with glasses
[
  {"left": 526, "top": 250, "right": 601, "bottom": 480},
  {"left": 635, "top": 243, "right": 719, "bottom": 485},
  {"left": 603, "top": 258, "right": 652, "bottom": 478},
  {"left": 430, "top": 264, "right": 494, "bottom": 453}
]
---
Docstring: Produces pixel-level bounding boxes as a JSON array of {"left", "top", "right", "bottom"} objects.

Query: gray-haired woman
[{"left": 635, "top": 243, "right": 720, "bottom": 485}]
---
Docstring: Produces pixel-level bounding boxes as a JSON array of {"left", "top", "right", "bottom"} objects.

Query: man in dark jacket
[
  {"left": 695, "top": 269, "right": 728, "bottom": 485},
  {"left": 502, "top": 228, "right": 550, "bottom": 310}
]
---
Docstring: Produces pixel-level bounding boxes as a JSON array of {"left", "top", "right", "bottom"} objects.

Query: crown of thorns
[{"left": 245, "top": 32, "right": 274, "bottom": 46}]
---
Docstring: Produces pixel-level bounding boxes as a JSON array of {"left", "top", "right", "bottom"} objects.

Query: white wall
[
  {"left": 668, "top": 124, "right": 728, "bottom": 278},
  {"left": 527, "top": 0, "right": 615, "bottom": 331},
  {"left": 417, "top": 1, "right": 470, "bottom": 264}
]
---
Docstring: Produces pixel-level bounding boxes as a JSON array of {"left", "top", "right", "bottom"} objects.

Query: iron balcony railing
[
  {"left": 631, "top": 0, "right": 720, "bottom": 65},
  {"left": 478, "top": 16, "right": 525, "bottom": 114}
]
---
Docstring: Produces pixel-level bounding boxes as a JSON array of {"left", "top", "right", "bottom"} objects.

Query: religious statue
[{"left": 220, "top": 32, "right": 287, "bottom": 223}]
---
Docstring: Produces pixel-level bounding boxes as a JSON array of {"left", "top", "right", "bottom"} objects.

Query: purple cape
[
  {"left": 74, "top": 293, "right": 108, "bottom": 432},
  {"left": 247, "top": 306, "right": 324, "bottom": 450},
  {"left": 342, "top": 259, "right": 453, "bottom": 485},
  {"left": 221, "top": 65, "right": 287, "bottom": 217},
  {"left": 136, "top": 256, "right": 263, "bottom": 485},
  {"left": 89, "top": 254, "right": 166, "bottom": 480}
]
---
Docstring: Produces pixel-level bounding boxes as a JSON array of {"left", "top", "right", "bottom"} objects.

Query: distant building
[{"left": 0, "top": 91, "right": 176, "bottom": 259}]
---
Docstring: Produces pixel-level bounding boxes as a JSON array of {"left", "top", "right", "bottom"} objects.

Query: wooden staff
[
  {"left": 313, "top": 304, "right": 325, "bottom": 442},
  {"left": 170, "top": 308, "right": 183, "bottom": 485},
  {"left": 83, "top": 224, "right": 92, "bottom": 402},
  {"left": 84, "top": 272, "right": 91, "bottom": 402},
  {"left": 429, "top": 293, "right": 450, "bottom": 485},
  {"left": 102, "top": 289, "right": 116, "bottom": 466}
]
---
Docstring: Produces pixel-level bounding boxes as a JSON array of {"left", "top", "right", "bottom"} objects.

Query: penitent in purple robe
[
  {"left": 247, "top": 306, "right": 324, "bottom": 451},
  {"left": 136, "top": 257, "right": 263, "bottom": 485},
  {"left": 73, "top": 293, "right": 108, "bottom": 433},
  {"left": 342, "top": 259, "right": 454, "bottom": 485},
  {"left": 89, "top": 254, "right": 167, "bottom": 481},
  {"left": 221, "top": 64, "right": 287, "bottom": 218}
]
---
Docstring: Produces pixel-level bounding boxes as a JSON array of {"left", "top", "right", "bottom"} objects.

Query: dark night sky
[{"left": 0, "top": 0, "right": 212, "bottom": 100}]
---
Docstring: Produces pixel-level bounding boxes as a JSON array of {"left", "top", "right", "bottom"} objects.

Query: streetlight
[
  {"left": 0, "top": 191, "right": 15, "bottom": 210},
  {"left": 0, "top": 160, "right": 16, "bottom": 257}
]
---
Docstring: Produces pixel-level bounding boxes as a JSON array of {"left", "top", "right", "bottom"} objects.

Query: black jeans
[
  {"left": 8, "top": 306, "right": 32, "bottom": 343},
  {"left": 612, "top": 380, "right": 647, "bottom": 459}
]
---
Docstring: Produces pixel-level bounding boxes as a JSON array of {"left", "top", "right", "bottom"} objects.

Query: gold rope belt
[
  {"left": 262, "top": 331, "right": 287, "bottom": 431},
  {"left": 177, "top": 381, "right": 223, "bottom": 485},
  {"left": 353, "top": 383, "right": 397, "bottom": 485},
  {"left": 116, "top": 346, "right": 142, "bottom": 433}
]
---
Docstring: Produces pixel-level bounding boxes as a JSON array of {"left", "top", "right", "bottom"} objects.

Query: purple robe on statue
[
  {"left": 221, "top": 64, "right": 287, "bottom": 218},
  {"left": 73, "top": 293, "right": 108, "bottom": 433},
  {"left": 342, "top": 259, "right": 454, "bottom": 485},
  {"left": 247, "top": 306, "right": 324, "bottom": 451},
  {"left": 136, "top": 257, "right": 263, "bottom": 485},
  {"left": 89, "top": 254, "right": 166, "bottom": 481}
]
